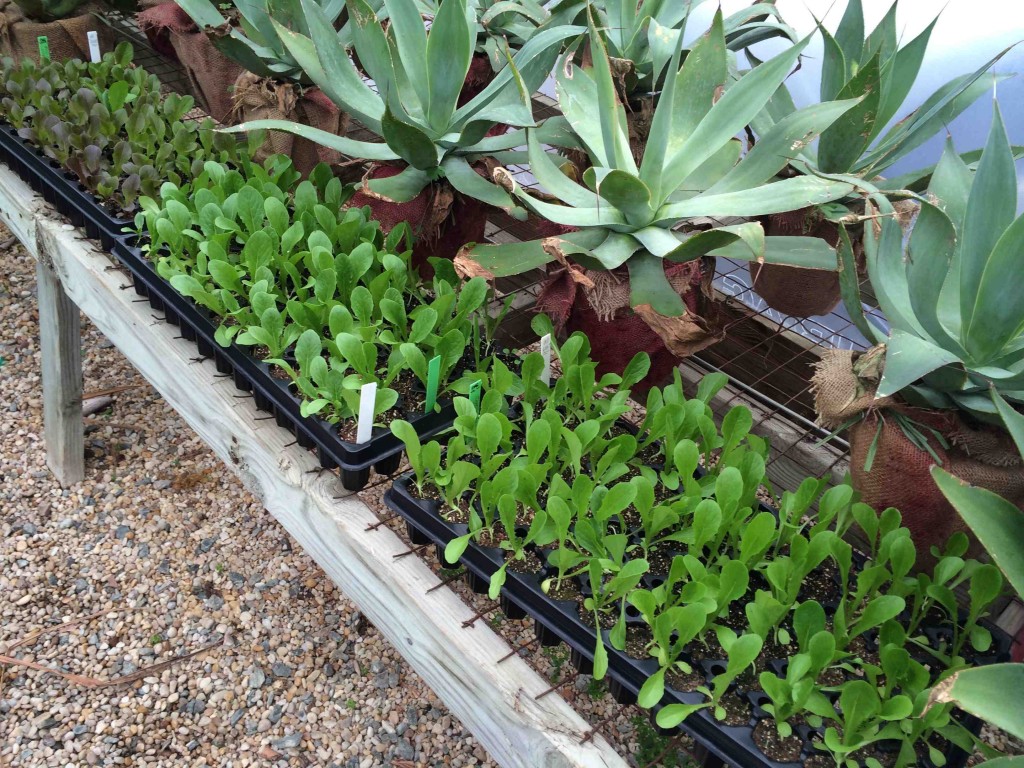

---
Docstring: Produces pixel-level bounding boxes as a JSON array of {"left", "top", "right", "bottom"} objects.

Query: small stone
[
  {"left": 229, "top": 709, "right": 245, "bottom": 727},
  {"left": 204, "top": 595, "right": 224, "bottom": 611},
  {"left": 114, "top": 525, "right": 130, "bottom": 540},
  {"left": 21, "top": 522, "right": 37, "bottom": 535},
  {"left": 267, "top": 705, "right": 283, "bottom": 725},
  {"left": 197, "top": 537, "right": 216, "bottom": 554},
  {"left": 271, "top": 663, "right": 292, "bottom": 678},
  {"left": 395, "top": 739, "right": 415, "bottom": 761},
  {"left": 249, "top": 668, "right": 266, "bottom": 689},
  {"left": 154, "top": 479, "right": 171, "bottom": 490},
  {"left": 272, "top": 732, "right": 301, "bottom": 750}
]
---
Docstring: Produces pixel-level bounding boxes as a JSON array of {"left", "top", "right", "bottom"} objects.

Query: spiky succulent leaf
[
  {"left": 173, "top": 0, "right": 346, "bottom": 81},
  {"left": 844, "top": 102, "right": 1024, "bottom": 433}
]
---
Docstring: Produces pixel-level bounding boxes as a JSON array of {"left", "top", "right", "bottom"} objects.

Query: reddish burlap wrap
[
  {"left": 750, "top": 199, "right": 919, "bottom": 319},
  {"left": 348, "top": 163, "right": 488, "bottom": 277},
  {"left": 813, "top": 348, "right": 1024, "bottom": 566},
  {"left": 749, "top": 208, "right": 844, "bottom": 318},
  {"left": 229, "top": 72, "right": 346, "bottom": 177},
  {"left": 534, "top": 258, "right": 715, "bottom": 396},
  {"left": 459, "top": 53, "right": 496, "bottom": 106},
  {"left": 0, "top": 1, "right": 114, "bottom": 64},
  {"left": 458, "top": 53, "right": 506, "bottom": 138},
  {"left": 137, "top": 3, "right": 241, "bottom": 122}
]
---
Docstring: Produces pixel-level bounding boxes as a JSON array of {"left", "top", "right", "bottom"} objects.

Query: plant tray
[
  {"left": 110, "top": 237, "right": 457, "bottom": 490},
  {"left": 0, "top": 123, "right": 464, "bottom": 489},
  {"left": 384, "top": 474, "right": 1010, "bottom": 768},
  {"left": 0, "top": 122, "right": 130, "bottom": 251}
]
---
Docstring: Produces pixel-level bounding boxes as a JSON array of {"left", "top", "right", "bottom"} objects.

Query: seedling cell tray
[
  {"left": 110, "top": 237, "right": 457, "bottom": 491},
  {"left": 0, "top": 123, "right": 131, "bottom": 251},
  {"left": 384, "top": 475, "right": 1009, "bottom": 768}
]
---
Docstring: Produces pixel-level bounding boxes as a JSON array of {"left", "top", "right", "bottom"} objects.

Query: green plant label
[
  {"left": 37, "top": 36, "right": 50, "bottom": 62},
  {"left": 425, "top": 355, "right": 441, "bottom": 413},
  {"left": 540, "top": 333, "right": 552, "bottom": 385},
  {"left": 469, "top": 380, "right": 481, "bottom": 412},
  {"left": 356, "top": 381, "right": 376, "bottom": 444},
  {"left": 87, "top": 31, "right": 101, "bottom": 63}
]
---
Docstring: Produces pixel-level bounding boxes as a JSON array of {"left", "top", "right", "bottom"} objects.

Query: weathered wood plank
[
  {"left": 0, "top": 164, "right": 627, "bottom": 768},
  {"left": 36, "top": 252, "right": 85, "bottom": 486}
]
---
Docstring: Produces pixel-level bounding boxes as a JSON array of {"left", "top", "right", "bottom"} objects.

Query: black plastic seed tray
[
  {"left": 384, "top": 474, "right": 1009, "bottom": 768},
  {"left": 0, "top": 123, "right": 131, "bottom": 250},
  {"left": 110, "top": 237, "right": 458, "bottom": 490}
]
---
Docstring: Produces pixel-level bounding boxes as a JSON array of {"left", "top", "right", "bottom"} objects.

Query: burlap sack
[
  {"left": 813, "top": 348, "right": 1024, "bottom": 566},
  {"left": 229, "top": 71, "right": 346, "bottom": 177},
  {"left": 750, "top": 199, "right": 919, "bottom": 319},
  {"left": 625, "top": 95, "right": 654, "bottom": 167},
  {"left": 459, "top": 53, "right": 496, "bottom": 106},
  {"left": 458, "top": 52, "right": 508, "bottom": 138},
  {"left": 534, "top": 258, "right": 715, "bottom": 395},
  {"left": 137, "top": 3, "right": 240, "bottom": 122},
  {"left": 748, "top": 209, "right": 845, "bottom": 318},
  {"left": 0, "top": 1, "right": 115, "bottom": 64},
  {"left": 348, "top": 163, "right": 488, "bottom": 278}
]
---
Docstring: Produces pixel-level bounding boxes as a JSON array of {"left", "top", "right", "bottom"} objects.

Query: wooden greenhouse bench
[{"left": 0, "top": 163, "right": 628, "bottom": 768}]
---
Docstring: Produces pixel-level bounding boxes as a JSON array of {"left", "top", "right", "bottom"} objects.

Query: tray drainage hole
[
  {"left": 749, "top": 691, "right": 770, "bottom": 708},
  {"left": 708, "top": 661, "right": 728, "bottom": 677},
  {"left": 649, "top": 577, "right": 665, "bottom": 588},
  {"left": 625, "top": 604, "right": 641, "bottom": 619}
]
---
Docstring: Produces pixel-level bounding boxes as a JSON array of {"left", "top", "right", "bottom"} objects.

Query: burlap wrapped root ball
[
  {"left": 532, "top": 257, "right": 720, "bottom": 396},
  {"left": 229, "top": 71, "right": 347, "bottom": 177},
  {"left": 813, "top": 347, "right": 1024, "bottom": 567},
  {"left": 137, "top": 2, "right": 241, "bottom": 121},
  {"left": 0, "top": 0, "right": 115, "bottom": 64}
]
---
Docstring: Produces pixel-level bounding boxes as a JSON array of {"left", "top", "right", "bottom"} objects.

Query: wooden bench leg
[{"left": 36, "top": 258, "right": 84, "bottom": 486}]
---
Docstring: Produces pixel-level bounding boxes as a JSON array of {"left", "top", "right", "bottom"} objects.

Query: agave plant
[
  {"left": 396, "top": 0, "right": 548, "bottom": 70},
  {"left": 226, "top": 0, "right": 580, "bottom": 212},
  {"left": 755, "top": 0, "right": 1014, "bottom": 192},
  {"left": 171, "top": 0, "right": 348, "bottom": 83},
  {"left": 544, "top": 0, "right": 796, "bottom": 101},
  {"left": 461, "top": 11, "right": 861, "bottom": 316},
  {"left": 839, "top": 100, "right": 1024, "bottom": 434}
]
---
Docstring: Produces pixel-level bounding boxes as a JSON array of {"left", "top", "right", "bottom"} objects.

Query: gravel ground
[
  {"left": 0, "top": 234, "right": 500, "bottom": 767},
  {"left": 0, "top": 231, "right": 686, "bottom": 767}
]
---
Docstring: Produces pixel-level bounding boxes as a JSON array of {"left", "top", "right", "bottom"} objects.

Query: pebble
[
  {"left": 272, "top": 732, "right": 302, "bottom": 750},
  {"left": 249, "top": 668, "right": 266, "bottom": 689}
]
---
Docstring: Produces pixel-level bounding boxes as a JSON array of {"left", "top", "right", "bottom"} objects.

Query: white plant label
[
  {"left": 87, "top": 31, "right": 101, "bottom": 63},
  {"left": 356, "top": 381, "right": 376, "bottom": 444},
  {"left": 540, "top": 333, "right": 552, "bottom": 385}
]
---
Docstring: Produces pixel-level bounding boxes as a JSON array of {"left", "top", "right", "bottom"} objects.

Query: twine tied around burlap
[{"left": 812, "top": 347, "right": 1024, "bottom": 565}]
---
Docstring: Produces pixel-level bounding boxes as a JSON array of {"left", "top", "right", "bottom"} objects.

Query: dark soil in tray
[
  {"left": 507, "top": 550, "right": 543, "bottom": 575},
  {"left": 753, "top": 719, "right": 804, "bottom": 763}
]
